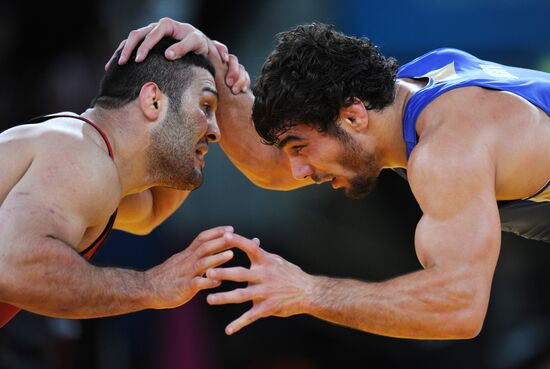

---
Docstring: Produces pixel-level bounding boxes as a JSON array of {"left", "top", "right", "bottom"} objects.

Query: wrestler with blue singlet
[
  {"left": 397, "top": 47, "right": 550, "bottom": 242},
  {"left": 119, "top": 19, "right": 550, "bottom": 340}
]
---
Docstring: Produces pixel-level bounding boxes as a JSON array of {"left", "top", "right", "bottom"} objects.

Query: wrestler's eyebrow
[
  {"left": 277, "top": 135, "right": 302, "bottom": 149},
  {"left": 202, "top": 87, "right": 218, "bottom": 98}
]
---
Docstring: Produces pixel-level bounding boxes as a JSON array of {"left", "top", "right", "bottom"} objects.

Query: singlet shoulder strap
[
  {"left": 23, "top": 114, "right": 115, "bottom": 159},
  {"left": 80, "top": 209, "right": 118, "bottom": 259}
]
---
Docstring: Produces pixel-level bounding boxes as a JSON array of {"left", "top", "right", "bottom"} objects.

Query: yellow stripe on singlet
[{"left": 525, "top": 179, "right": 550, "bottom": 203}]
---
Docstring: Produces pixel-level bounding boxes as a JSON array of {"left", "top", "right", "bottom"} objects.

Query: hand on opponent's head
[{"left": 106, "top": 17, "right": 250, "bottom": 94}]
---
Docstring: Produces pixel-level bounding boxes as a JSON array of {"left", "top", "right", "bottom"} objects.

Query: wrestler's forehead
[
  {"left": 277, "top": 125, "right": 324, "bottom": 147},
  {"left": 191, "top": 67, "right": 216, "bottom": 89},
  {"left": 279, "top": 125, "right": 322, "bottom": 139}
]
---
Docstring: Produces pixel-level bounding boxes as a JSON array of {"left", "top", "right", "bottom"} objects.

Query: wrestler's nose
[
  {"left": 289, "top": 156, "right": 314, "bottom": 180},
  {"left": 206, "top": 118, "right": 220, "bottom": 143}
]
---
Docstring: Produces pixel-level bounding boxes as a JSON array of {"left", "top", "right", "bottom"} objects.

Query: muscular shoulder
[
  {"left": 11, "top": 118, "right": 121, "bottom": 225},
  {"left": 410, "top": 88, "right": 498, "bottom": 178},
  {"left": 418, "top": 86, "right": 539, "bottom": 144},
  {"left": 408, "top": 118, "right": 496, "bottom": 217},
  {"left": 412, "top": 86, "right": 546, "bottom": 201}
]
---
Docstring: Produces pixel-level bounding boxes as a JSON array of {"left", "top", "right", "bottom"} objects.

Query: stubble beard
[
  {"left": 335, "top": 130, "right": 379, "bottom": 199},
  {"left": 148, "top": 107, "right": 203, "bottom": 191},
  {"left": 345, "top": 169, "right": 379, "bottom": 199}
]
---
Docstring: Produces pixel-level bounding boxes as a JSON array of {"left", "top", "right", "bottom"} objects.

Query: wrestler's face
[
  {"left": 278, "top": 124, "right": 381, "bottom": 199},
  {"left": 149, "top": 67, "right": 219, "bottom": 190}
]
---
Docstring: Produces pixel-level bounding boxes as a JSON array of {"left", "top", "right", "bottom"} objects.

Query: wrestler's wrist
[
  {"left": 300, "top": 274, "right": 324, "bottom": 315},
  {"left": 142, "top": 269, "right": 162, "bottom": 309}
]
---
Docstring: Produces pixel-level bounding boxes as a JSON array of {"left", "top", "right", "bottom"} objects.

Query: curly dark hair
[{"left": 252, "top": 23, "right": 399, "bottom": 145}]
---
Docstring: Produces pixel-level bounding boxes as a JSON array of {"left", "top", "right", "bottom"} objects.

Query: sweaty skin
[{"left": 117, "top": 18, "right": 550, "bottom": 339}]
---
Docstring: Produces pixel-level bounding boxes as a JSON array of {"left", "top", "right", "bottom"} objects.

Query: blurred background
[{"left": 1, "top": 0, "right": 550, "bottom": 368}]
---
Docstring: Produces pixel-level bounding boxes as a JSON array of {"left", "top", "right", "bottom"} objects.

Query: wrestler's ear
[
  {"left": 138, "top": 82, "right": 163, "bottom": 121},
  {"left": 339, "top": 97, "right": 368, "bottom": 132}
]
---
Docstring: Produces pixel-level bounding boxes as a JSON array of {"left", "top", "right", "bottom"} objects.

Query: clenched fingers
[{"left": 206, "top": 267, "right": 258, "bottom": 283}]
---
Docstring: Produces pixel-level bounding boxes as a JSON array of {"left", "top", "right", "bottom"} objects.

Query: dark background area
[{"left": 1, "top": 1, "right": 550, "bottom": 368}]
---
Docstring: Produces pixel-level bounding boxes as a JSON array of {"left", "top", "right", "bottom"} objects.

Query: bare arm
[
  {"left": 2, "top": 227, "right": 235, "bottom": 319},
  {"left": 3, "top": 234, "right": 152, "bottom": 318},
  {"left": 111, "top": 18, "right": 312, "bottom": 190},
  {"left": 207, "top": 141, "right": 501, "bottom": 339},
  {"left": 0, "top": 141, "right": 239, "bottom": 318},
  {"left": 114, "top": 187, "right": 190, "bottom": 235},
  {"left": 209, "top": 51, "right": 312, "bottom": 190}
]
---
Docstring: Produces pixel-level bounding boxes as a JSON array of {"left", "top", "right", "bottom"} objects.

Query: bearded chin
[
  {"left": 183, "top": 168, "right": 204, "bottom": 190},
  {"left": 146, "top": 102, "right": 209, "bottom": 191},
  {"left": 149, "top": 150, "right": 204, "bottom": 191},
  {"left": 344, "top": 174, "right": 378, "bottom": 199},
  {"left": 171, "top": 162, "right": 203, "bottom": 191}
]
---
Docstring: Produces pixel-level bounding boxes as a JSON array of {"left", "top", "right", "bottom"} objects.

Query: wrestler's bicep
[{"left": 408, "top": 144, "right": 501, "bottom": 273}]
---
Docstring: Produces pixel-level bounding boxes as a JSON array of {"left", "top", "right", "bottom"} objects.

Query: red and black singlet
[{"left": 0, "top": 114, "right": 118, "bottom": 327}]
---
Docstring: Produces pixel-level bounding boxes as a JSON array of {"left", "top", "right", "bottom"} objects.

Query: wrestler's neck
[
  {"left": 81, "top": 107, "right": 156, "bottom": 196},
  {"left": 369, "top": 78, "right": 425, "bottom": 170}
]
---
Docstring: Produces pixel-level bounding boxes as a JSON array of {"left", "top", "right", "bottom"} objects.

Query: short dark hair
[
  {"left": 252, "top": 23, "right": 399, "bottom": 145},
  {"left": 92, "top": 37, "right": 215, "bottom": 110}
]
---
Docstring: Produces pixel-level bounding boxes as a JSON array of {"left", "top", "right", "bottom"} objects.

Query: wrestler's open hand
[
  {"left": 146, "top": 226, "right": 252, "bottom": 309},
  {"left": 105, "top": 17, "right": 249, "bottom": 94},
  {"left": 206, "top": 235, "right": 315, "bottom": 335}
]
